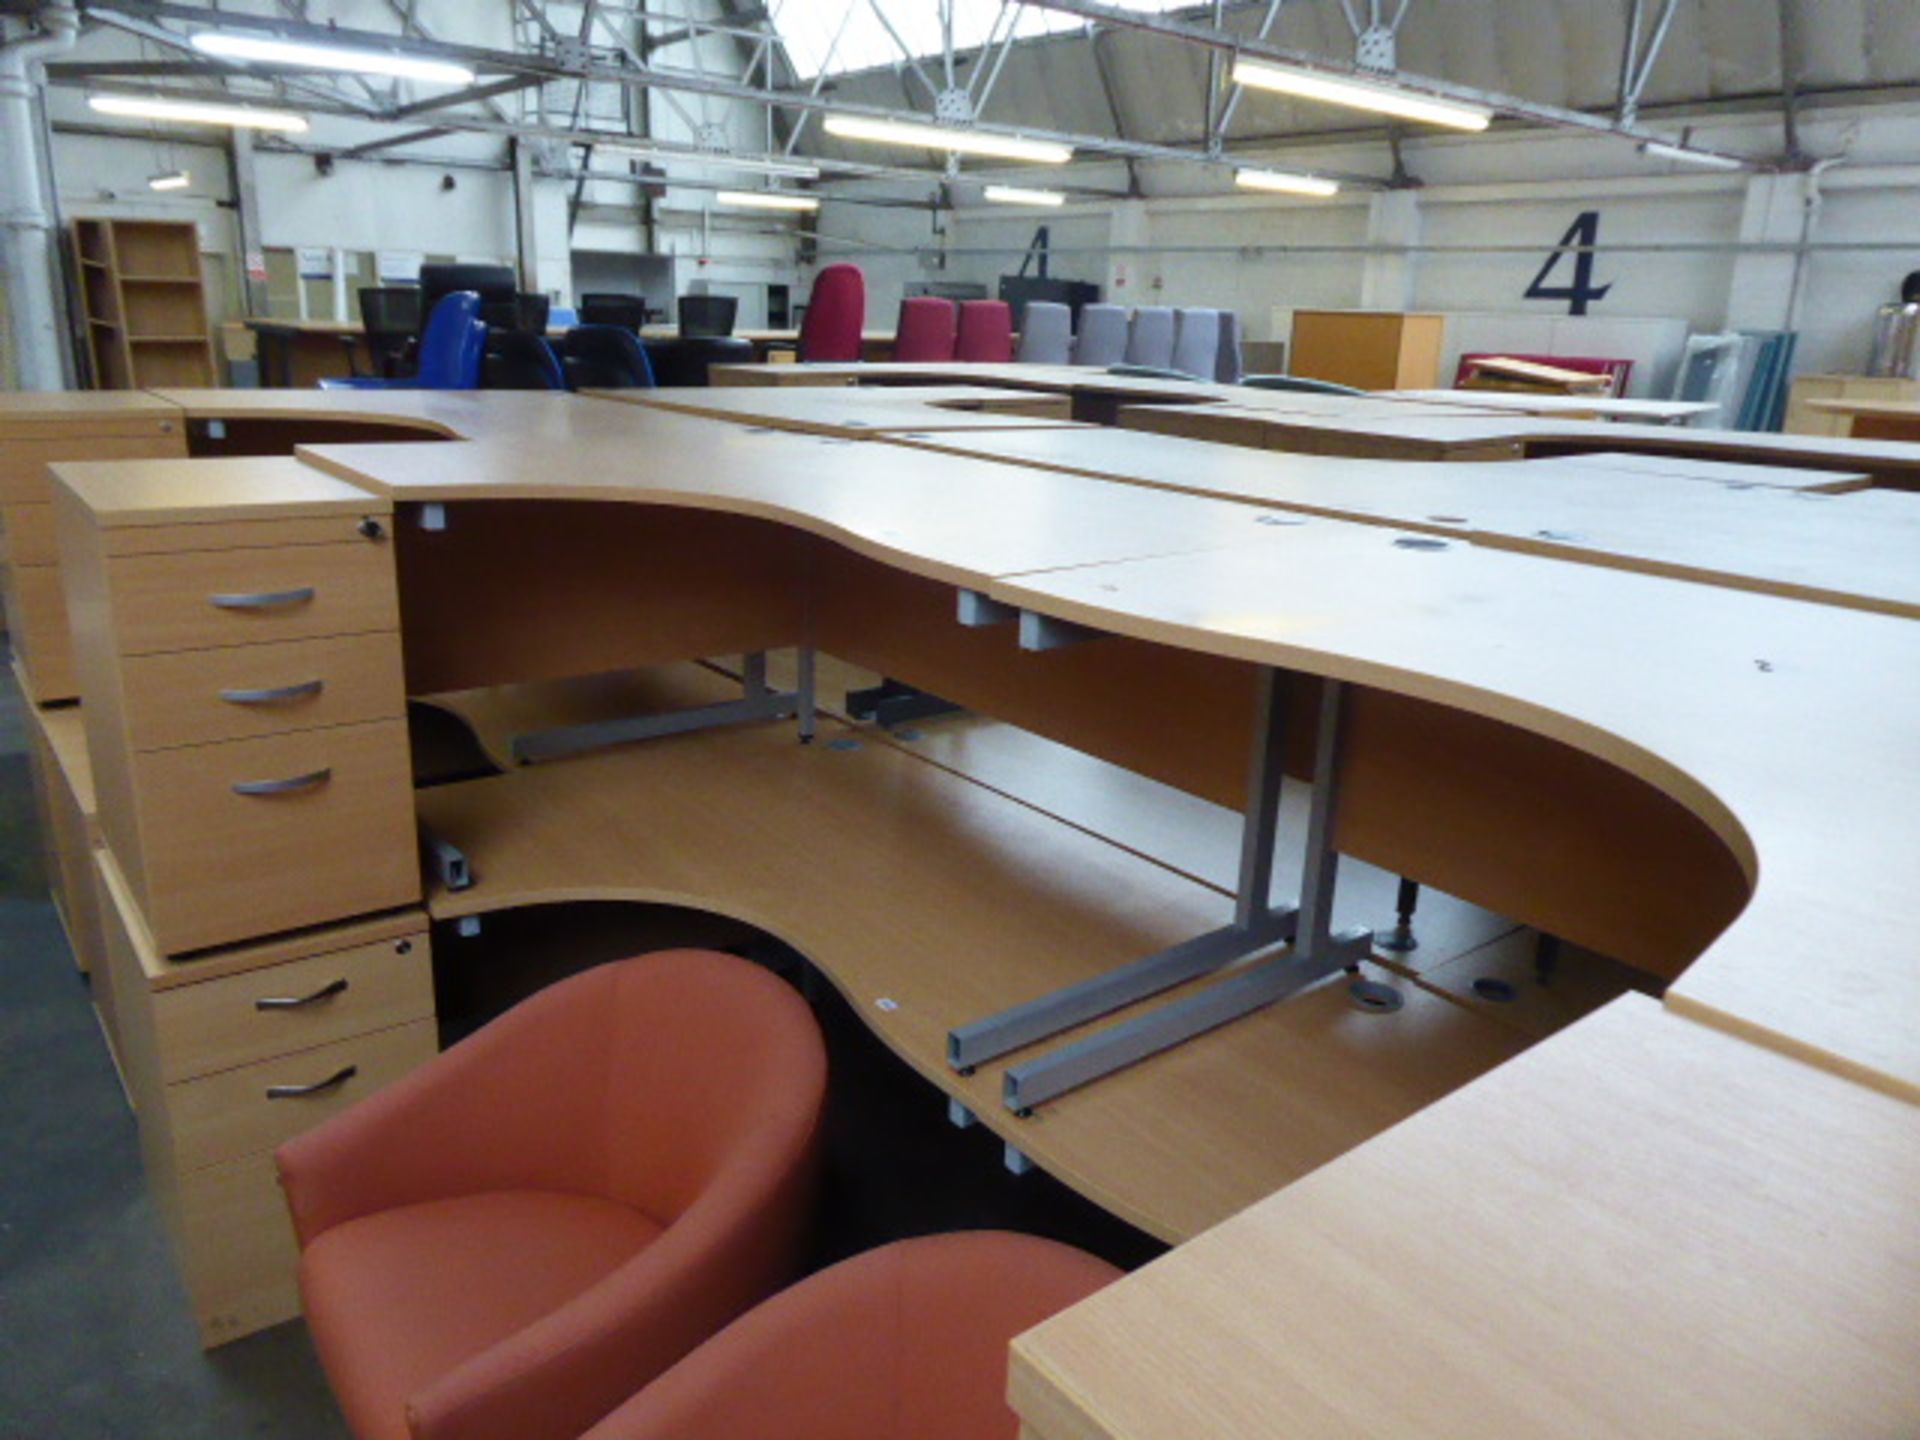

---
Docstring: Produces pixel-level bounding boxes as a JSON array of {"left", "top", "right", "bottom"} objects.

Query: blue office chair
[
  {"left": 1241, "top": 374, "right": 1366, "bottom": 397},
  {"left": 560, "top": 326, "right": 656, "bottom": 389},
  {"left": 484, "top": 330, "right": 570, "bottom": 390},
  {"left": 320, "top": 291, "right": 485, "bottom": 390}
]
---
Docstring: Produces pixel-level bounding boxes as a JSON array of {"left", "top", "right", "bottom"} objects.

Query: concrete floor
[{"left": 0, "top": 646, "right": 350, "bottom": 1439}]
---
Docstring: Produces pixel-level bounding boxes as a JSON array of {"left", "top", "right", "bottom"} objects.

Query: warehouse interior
[{"left": 2, "top": 3, "right": 1918, "bottom": 1438}]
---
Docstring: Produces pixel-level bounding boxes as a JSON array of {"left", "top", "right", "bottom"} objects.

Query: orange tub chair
[
  {"left": 578, "top": 1232, "right": 1122, "bottom": 1440},
  {"left": 276, "top": 949, "right": 828, "bottom": 1440}
]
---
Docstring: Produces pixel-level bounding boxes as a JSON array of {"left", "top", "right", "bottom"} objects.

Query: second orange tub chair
[{"left": 275, "top": 949, "right": 829, "bottom": 1440}]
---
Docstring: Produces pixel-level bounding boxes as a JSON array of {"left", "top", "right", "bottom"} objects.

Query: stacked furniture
[
  {"left": 1290, "top": 308, "right": 1446, "bottom": 390},
  {"left": 894, "top": 296, "right": 960, "bottom": 362},
  {"left": 72, "top": 218, "right": 217, "bottom": 390},
  {"left": 955, "top": 300, "right": 1016, "bottom": 363}
]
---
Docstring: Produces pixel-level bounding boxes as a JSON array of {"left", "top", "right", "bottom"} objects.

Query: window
[{"left": 773, "top": 1, "right": 1199, "bottom": 83}]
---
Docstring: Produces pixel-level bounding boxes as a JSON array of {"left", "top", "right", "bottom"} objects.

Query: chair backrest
[
  {"left": 1215, "top": 310, "right": 1245, "bottom": 384},
  {"left": 483, "top": 330, "right": 568, "bottom": 390},
  {"left": 1015, "top": 301, "right": 1073, "bottom": 365},
  {"left": 549, "top": 305, "right": 579, "bottom": 328},
  {"left": 1072, "top": 304, "right": 1129, "bottom": 367},
  {"left": 1170, "top": 308, "right": 1221, "bottom": 379},
  {"left": 415, "top": 290, "right": 487, "bottom": 389},
  {"left": 482, "top": 291, "right": 549, "bottom": 335},
  {"left": 358, "top": 286, "right": 420, "bottom": 339},
  {"left": 580, "top": 293, "right": 649, "bottom": 330},
  {"left": 797, "top": 263, "right": 866, "bottom": 363},
  {"left": 562, "top": 325, "right": 657, "bottom": 389},
  {"left": 418, "top": 263, "right": 516, "bottom": 338},
  {"left": 956, "top": 299, "right": 1015, "bottom": 363},
  {"left": 894, "top": 296, "right": 959, "bottom": 363},
  {"left": 1124, "top": 306, "right": 1176, "bottom": 369},
  {"left": 646, "top": 335, "right": 757, "bottom": 388},
  {"left": 678, "top": 294, "right": 739, "bottom": 338}
]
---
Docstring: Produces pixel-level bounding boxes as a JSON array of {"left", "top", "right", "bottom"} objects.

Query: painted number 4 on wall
[{"left": 1525, "top": 211, "right": 1613, "bottom": 316}]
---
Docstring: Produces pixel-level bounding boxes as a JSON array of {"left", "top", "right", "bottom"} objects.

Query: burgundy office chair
[
  {"left": 956, "top": 300, "right": 1015, "bottom": 363},
  {"left": 893, "top": 297, "right": 959, "bottom": 363},
  {"left": 795, "top": 264, "right": 866, "bottom": 363}
]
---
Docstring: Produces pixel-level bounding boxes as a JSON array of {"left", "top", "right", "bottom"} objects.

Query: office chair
[
  {"left": 677, "top": 294, "right": 738, "bottom": 338},
  {"left": 645, "top": 337, "right": 756, "bottom": 387},
  {"left": 794, "top": 264, "right": 865, "bottom": 362},
  {"left": 1242, "top": 374, "right": 1367, "bottom": 397},
  {"left": 577, "top": 1234, "right": 1120, "bottom": 1440},
  {"left": 580, "top": 293, "right": 649, "bottom": 330},
  {"left": 485, "top": 291, "right": 550, "bottom": 335},
  {"left": 956, "top": 299, "right": 1015, "bottom": 363},
  {"left": 1170, "top": 308, "right": 1222, "bottom": 379},
  {"left": 1215, "top": 310, "right": 1246, "bottom": 385},
  {"left": 483, "top": 330, "right": 569, "bottom": 390},
  {"left": 562, "top": 326, "right": 657, "bottom": 389},
  {"left": 1072, "top": 304, "right": 1129, "bottom": 367},
  {"left": 319, "top": 291, "right": 485, "bottom": 390},
  {"left": 419, "top": 263, "right": 516, "bottom": 337},
  {"left": 357, "top": 286, "right": 421, "bottom": 380},
  {"left": 1015, "top": 301, "right": 1073, "bottom": 364},
  {"left": 279, "top": 950, "right": 828, "bottom": 1440},
  {"left": 1123, "top": 307, "right": 1176, "bottom": 370},
  {"left": 893, "top": 296, "right": 959, "bottom": 363}
]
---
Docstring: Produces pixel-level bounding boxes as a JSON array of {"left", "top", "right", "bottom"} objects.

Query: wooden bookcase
[{"left": 73, "top": 218, "right": 217, "bottom": 389}]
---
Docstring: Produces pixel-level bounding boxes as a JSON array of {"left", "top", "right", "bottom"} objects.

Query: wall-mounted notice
[
  {"left": 377, "top": 249, "right": 424, "bottom": 284},
  {"left": 296, "top": 246, "right": 333, "bottom": 280}
]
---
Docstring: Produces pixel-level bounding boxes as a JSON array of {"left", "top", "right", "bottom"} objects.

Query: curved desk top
[{"left": 284, "top": 403, "right": 1920, "bottom": 1101}]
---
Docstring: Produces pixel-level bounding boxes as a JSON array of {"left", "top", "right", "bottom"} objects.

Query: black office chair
[
  {"left": 482, "top": 330, "right": 569, "bottom": 390},
  {"left": 561, "top": 326, "right": 656, "bottom": 389},
  {"left": 357, "top": 287, "right": 421, "bottom": 379},
  {"left": 645, "top": 337, "right": 756, "bottom": 387},
  {"left": 677, "top": 294, "right": 738, "bottom": 339},
  {"left": 1106, "top": 363, "right": 1211, "bottom": 384},
  {"left": 419, "top": 263, "right": 517, "bottom": 340},
  {"left": 579, "top": 293, "right": 648, "bottom": 330},
  {"left": 483, "top": 291, "right": 550, "bottom": 335},
  {"left": 1241, "top": 374, "right": 1367, "bottom": 397}
]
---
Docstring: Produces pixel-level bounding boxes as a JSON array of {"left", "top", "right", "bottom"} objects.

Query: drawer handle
[
  {"left": 266, "top": 1065, "right": 358, "bottom": 1100},
  {"left": 219, "top": 679, "right": 325, "bottom": 706},
  {"left": 255, "top": 978, "right": 349, "bottom": 1011},
  {"left": 209, "top": 586, "right": 316, "bottom": 611},
  {"left": 231, "top": 767, "right": 332, "bottom": 797}
]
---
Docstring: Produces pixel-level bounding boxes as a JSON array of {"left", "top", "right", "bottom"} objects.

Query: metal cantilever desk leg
[
  {"left": 1000, "top": 678, "right": 1375, "bottom": 1113},
  {"left": 946, "top": 665, "right": 1304, "bottom": 1076}
]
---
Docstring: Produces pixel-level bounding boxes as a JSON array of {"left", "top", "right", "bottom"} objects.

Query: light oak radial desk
[
  {"left": 291, "top": 411, "right": 1920, "bottom": 1440},
  {"left": 38, "top": 392, "right": 1920, "bottom": 1434}
]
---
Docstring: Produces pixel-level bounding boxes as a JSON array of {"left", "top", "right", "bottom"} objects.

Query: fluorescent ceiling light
[
  {"left": 1639, "top": 140, "right": 1743, "bottom": 171},
  {"left": 147, "top": 169, "right": 191, "bottom": 191},
  {"left": 191, "top": 32, "right": 475, "bottom": 85},
  {"left": 716, "top": 190, "right": 820, "bottom": 212},
  {"left": 823, "top": 114, "right": 1072, "bottom": 164},
  {"left": 1230, "top": 59, "right": 1492, "bottom": 131},
  {"left": 598, "top": 142, "right": 820, "bottom": 180},
  {"left": 89, "top": 94, "right": 309, "bottom": 132},
  {"left": 984, "top": 184, "right": 1065, "bottom": 207},
  {"left": 1234, "top": 167, "right": 1340, "bottom": 198}
]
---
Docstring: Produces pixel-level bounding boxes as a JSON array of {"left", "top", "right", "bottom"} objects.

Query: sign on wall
[
  {"left": 1525, "top": 211, "right": 1613, "bottom": 316},
  {"left": 377, "top": 249, "right": 424, "bottom": 284},
  {"left": 296, "top": 246, "right": 333, "bottom": 280}
]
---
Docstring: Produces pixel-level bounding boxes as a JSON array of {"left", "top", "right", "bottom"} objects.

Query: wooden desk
[
  {"left": 1013, "top": 995, "right": 1920, "bottom": 1440},
  {"left": 1808, "top": 395, "right": 1920, "bottom": 442},
  {"left": 883, "top": 426, "right": 1913, "bottom": 618},
  {"left": 641, "top": 326, "right": 895, "bottom": 363},
  {"left": 591, "top": 383, "right": 1084, "bottom": 436},
  {"left": 706, "top": 361, "right": 1237, "bottom": 422},
  {"left": 1381, "top": 388, "right": 1717, "bottom": 424}
]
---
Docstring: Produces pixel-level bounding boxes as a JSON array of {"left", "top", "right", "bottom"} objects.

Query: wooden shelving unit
[{"left": 72, "top": 218, "right": 216, "bottom": 389}]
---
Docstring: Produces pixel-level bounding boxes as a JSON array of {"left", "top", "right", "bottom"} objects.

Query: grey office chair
[
  {"left": 1242, "top": 374, "right": 1367, "bottom": 397},
  {"left": 1016, "top": 302, "right": 1074, "bottom": 365},
  {"left": 1215, "top": 311, "right": 1246, "bottom": 385},
  {"left": 1170, "top": 308, "right": 1221, "bottom": 379},
  {"left": 1072, "top": 304, "right": 1129, "bottom": 367},
  {"left": 1123, "top": 307, "right": 1176, "bottom": 369}
]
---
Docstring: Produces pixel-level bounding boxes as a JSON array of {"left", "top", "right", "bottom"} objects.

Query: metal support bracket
[
  {"left": 510, "top": 651, "right": 803, "bottom": 764},
  {"left": 418, "top": 502, "right": 448, "bottom": 532},
  {"left": 947, "top": 666, "right": 1303, "bottom": 1074},
  {"left": 956, "top": 588, "right": 1018, "bottom": 628},
  {"left": 996, "top": 678, "right": 1381, "bottom": 1113},
  {"left": 419, "top": 828, "right": 473, "bottom": 891},
  {"left": 1018, "top": 609, "right": 1107, "bottom": 652},
  {"left": 845, "top": 677, "right": 961, "bottom": 728}
]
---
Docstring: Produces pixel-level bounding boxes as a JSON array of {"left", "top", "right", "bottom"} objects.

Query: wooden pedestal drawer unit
[
  {"left": 52, "top": 456, "right": 419, "bottom": 955},
  {"left": 0, "top": 394, "right": 186, "bottom": 700},
  {"left": 96, "top": 847, "right": 435, "bottom": 1346},
  {"left": 21, "top": 686, "right": 105, "bottom": 978}
]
